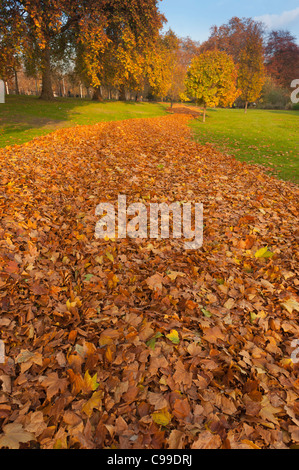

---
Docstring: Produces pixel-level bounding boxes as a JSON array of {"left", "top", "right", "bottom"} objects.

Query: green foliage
[
  {"left": 185, "top": 50, "right": 239, "bottom": 121},
  {"left": 258, "top": 77, "right": 290, "bottom": 109}
]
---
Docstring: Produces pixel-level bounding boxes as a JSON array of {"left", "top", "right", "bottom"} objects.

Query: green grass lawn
[
  {"left": 0, "top": 95, "right": 167, "bottom": 148},
  {"left": 1, "top": 97, "right": 298, "bottom": 184},
  {"left": 190, "top": 108, "right": 299, "bottom": 184}
]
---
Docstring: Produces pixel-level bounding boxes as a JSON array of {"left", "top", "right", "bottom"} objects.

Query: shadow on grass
[
  {"left": 0, "top": 95, "right": 168, "bottom": 148},
  {"left": 261, "top": 109, "right": 299, "bottom": 117}
]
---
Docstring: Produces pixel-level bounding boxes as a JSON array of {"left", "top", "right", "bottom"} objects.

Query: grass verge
[{"left": 189, "top": 107, "right": 299, "bottom": 184}]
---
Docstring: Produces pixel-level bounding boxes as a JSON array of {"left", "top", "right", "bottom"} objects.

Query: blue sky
[{"left": 160, "top": 0, "right": 299, "bottom": 43}]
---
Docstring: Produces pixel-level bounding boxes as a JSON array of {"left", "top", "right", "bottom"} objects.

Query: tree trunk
[
  {"left": 245, "top": 101, "right": 248, "bottom": 114},
  {"left": 40, "top": 47, "right": 54, "bottom": 100},
  {"left": 92, "top": 87, "right": 103, "bottom": 101},
  {"left": 119, "top": 85, "right": 126, "bottom": 101},
  {"left": 14, "top": 70, "right": 19, "bottom": 95},
  {"left": 203, "top": 105, "right": 207, "bottom": 123}
]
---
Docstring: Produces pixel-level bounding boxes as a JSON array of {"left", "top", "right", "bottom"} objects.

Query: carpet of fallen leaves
[{"left": 0, "top": 114, "right": 298, "bottom": 450}]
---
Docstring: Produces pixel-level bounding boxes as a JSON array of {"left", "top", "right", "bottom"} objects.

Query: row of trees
[
  {"left": 194, "top": 17, "right": 299, "bottom": 113},
  {"left": 0, "top": 0, "right": 169, "bottom": 100},
  {"left": 1, "top": 4, "right": 298, "bottom": 108}
]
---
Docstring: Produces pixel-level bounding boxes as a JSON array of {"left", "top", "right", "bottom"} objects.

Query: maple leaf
[
  {"left": 259, "top": 397, "right": 282, "bottom": 426},
  {"left": 173, "top": 360, "right": 193, "bottom": 388},
  {"left": 224, "top": 298, "right": 235, "bottom": 310},
  {"left": 146, "top": 332, "right": 163, "bottom": 350},
  {"left": 83, "top": 371, "right": 99, "bottom": 393},
  {"left": 40, "top": 372, "right": 68, "bottom": 400},
  {"left": 0, "top": 423, "right": 35, "bottom": 449},
  {"left": 82, "top": 390, "right": 103, "bottom": 417},
  {"left": 67, "top": 370, "right": 99, "bottom": 396}
]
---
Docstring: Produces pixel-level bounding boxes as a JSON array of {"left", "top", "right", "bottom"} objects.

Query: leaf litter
[{"left": 0, "top": 114, "right": 298, "bottom": 449}]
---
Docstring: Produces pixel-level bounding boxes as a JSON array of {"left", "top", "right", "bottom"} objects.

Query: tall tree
[
  {"left": 0, "top": 1, "right": 164, "bottom": 100},
  {"left": 77, "top": 0, "right": 166, "bottom": 101},
  {"left": 201, "top": 16, "right": 265, "bottom": 65},
  {"left": 238, "top": 29, "right": 265, "bottom": 112},
  {"left": 265, "top": 30, "right": 299, "bottom": 89},
  {"left": 0, "top": 1, "right": 102, "bottom": 99},
  {"left": 167, "top": 36, "right": 201, "bottom": 106},
  {"left": 0, "top": 3, "right": 23, "bottom": 83},
  {"left": 185, "top": 50, "right": 239, "bottom": 122}
]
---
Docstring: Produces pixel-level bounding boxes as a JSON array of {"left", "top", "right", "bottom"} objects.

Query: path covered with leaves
[{"left": 0, "top": 114, "right": 298, "bottom": 449}]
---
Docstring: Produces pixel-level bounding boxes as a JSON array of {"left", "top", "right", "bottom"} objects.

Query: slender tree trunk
[
  {"left": 119, "top": 85, "right": 126, "bottom": 101},
  {"left": 14, "top": 70, "right": 19, "bottom": 95},
  {"left": 5, "top": 81, "right": 9, "bottom": 95},
  {"left": 245, "top": 101, "right": 248, "bottom": 114},
  {"left": 203, "top": 105, "right": 207, "bottom": 123},
  {"left": 40, "top": 46, "right": 54, "bottom": 100}
]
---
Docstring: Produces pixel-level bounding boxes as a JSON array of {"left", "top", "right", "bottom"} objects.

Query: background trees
[
  {"left": 237, "top": 30, "right": 265, "bottom": 113},
  {"left": 0, "top": 0, "right": 165, "bottom": 100},
  {"left": 265, "top": 30, "right": 299, "bottom": 90},
  {"left": 1, "top": 5, "right": 298, "bottom": 109},
  {"left": 200, "top": 17, "right": 265, "bottom": 111}
]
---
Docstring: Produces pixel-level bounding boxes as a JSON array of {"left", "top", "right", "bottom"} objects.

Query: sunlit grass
[{"left": 190, "top": 107, "right": 299, "bottom": 183}]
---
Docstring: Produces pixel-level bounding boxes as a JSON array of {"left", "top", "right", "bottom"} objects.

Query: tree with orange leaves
[{"left": 0, "top": 0, "right": 165, "bottom": 100}]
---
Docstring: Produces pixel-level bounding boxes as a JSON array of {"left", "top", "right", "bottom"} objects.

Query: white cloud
[{"left": 255, "top": 7, "right": 299, "bottom": 30}]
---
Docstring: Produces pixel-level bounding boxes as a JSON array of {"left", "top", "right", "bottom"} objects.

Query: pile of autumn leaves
[{"left": 0, "top": 114, "right": 298, "bottom": 449}]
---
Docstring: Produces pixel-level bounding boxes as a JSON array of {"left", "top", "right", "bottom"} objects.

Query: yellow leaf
[
  {"left": 82, "top": 390, "right": 103, "bottom": 417},
  {"left": 241, "top": 439, "right": 261, "bottom": 449},
  {"left": 152, "top": 408, "right": 172, "bottom": 426},
  {"left": 106, "top": 251, "right": 114, "bottom": 262},
  {"left": 105, "top": 346, "right": 113, "bottom": 363},
  {"left": 254, "top": 247, "right": 273, "bottom": 259},
  {"left": 83, "top": 370, "right": 99, "bottom": 392},
  {"left": 166, "top": 330, "right": 180, "bottom": 344},
  {"left": 281, "top": 297, "right": 299, "bottom": 314}
]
